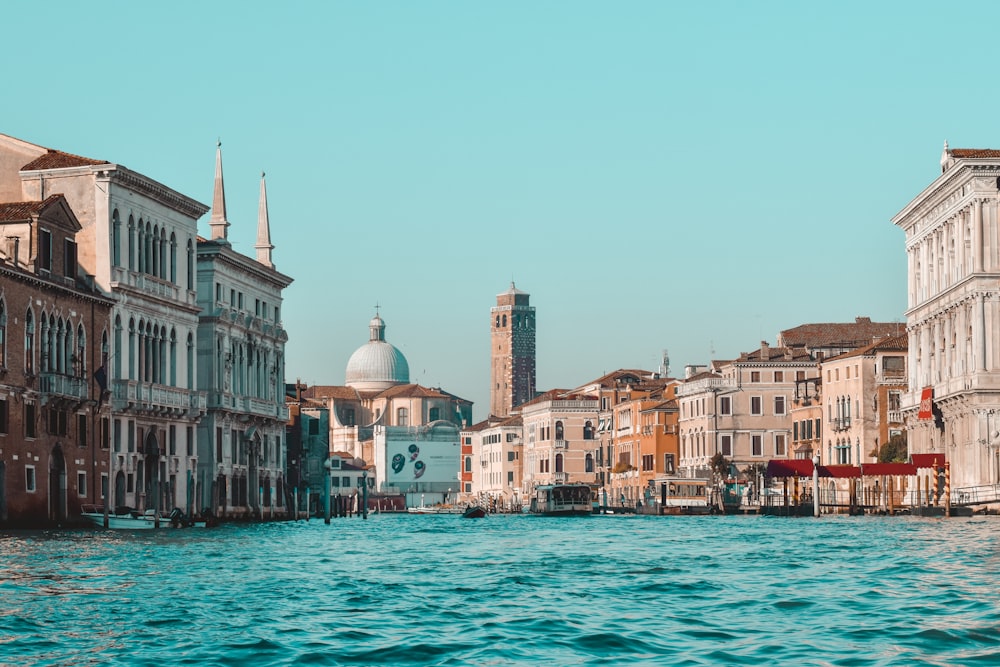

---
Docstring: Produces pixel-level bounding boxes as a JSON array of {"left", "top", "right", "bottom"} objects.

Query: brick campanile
[{"left": 490, "top": 282, "right": 536, "bottom": 417}]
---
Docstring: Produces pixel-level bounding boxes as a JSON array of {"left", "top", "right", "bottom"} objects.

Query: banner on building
[{"left": 918, "top": 386, "right": 934, "bottom": 420}]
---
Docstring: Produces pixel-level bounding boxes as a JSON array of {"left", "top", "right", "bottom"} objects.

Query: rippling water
[{"left": 2, "top": 514, "right": 1000, "bottom": 666}]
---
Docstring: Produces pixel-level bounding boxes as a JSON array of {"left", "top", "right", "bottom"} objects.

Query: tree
[
  {"left": 878, "top": 432, "right": 908, "bottom": 463},
  {"left": 709, "top": 453, "right": 731, "bottom": 482}
]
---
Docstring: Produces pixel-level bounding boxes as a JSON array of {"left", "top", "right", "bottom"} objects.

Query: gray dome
[{"left": 345, "top": 314, "right": 410, "bottom": 391}]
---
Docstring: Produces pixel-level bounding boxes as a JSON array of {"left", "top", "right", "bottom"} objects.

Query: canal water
[{"left": 2, "top": 513, "right": 999, "bottom": 666}]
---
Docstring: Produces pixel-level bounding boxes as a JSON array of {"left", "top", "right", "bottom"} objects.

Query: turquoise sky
[{"left": 3, "top": 2, "right": 992, "bottom": 420}]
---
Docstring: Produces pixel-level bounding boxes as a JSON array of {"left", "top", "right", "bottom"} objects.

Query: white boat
[
  {"left": 528, "top": 484, "right": 593, "bottom": 516},
  {"left": 407, "top": 504, "right": 464, "bottom": 514},
  {"left": 80, "top": 505, "right": 209, "bottom": 529}
]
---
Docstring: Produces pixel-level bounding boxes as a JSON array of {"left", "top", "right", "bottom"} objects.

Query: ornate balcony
[{"left": 112, "top": 379, "right": 206, "bottom": 417}]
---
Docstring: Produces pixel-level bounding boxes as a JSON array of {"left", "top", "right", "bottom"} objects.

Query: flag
[{"left": 94, "top": 365, "right": 107, "bottom": 392}]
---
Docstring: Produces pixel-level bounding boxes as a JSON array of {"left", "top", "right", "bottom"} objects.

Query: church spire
[
  {"left": 209, "top": 140, "right": 230, "bottom": 241},
  {"left": 255, "top": 171, "right": 275, "bottom": 267}
]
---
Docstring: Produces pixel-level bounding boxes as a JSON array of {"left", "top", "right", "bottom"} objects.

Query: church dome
[{"left": 345, "top": 314, "right": 410, "bottom": 391}]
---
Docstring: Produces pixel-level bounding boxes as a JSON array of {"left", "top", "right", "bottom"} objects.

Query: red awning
[
  {"left": 911, "top": 453, "right": 946, "bottom": 469},
  {"left": 767, "top": 459, "right": 814, "bottom": 478},
  {"left": 861, "top": 462, "right": 917, "bottom": 476},
  {"left": 819, "top": 465, "right": 861, "bottom": 478}
]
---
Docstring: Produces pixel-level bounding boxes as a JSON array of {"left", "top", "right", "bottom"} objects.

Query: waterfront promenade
[{"left": 3, "top": 513, "right": 999, "bottom": 666}]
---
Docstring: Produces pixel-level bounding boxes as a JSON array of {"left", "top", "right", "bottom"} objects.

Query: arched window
[
  {"left": 128, "top": 318, "right": 136, "bottom": 379},
  {"left": 583, "top": 421, "right": 594, "bottom": 440},
  {"left": 555, "top": 453, "right": 564, "bottom": 473},
  {"left": 76, "top": 323, "right": 86, "bottom": 377},
  {"left": 169, "top": 232, "right": 177, "bottom": 284},
  {"left": 151, "top": 225, "right": 160, "bottom": 277},
  {"left": 186, "top": 239, "right": 194, "bottom": 291},
  {"left": 502, "top": 314, "right": 507, "bottom": 327},
  {"left": 137, "top": 219, "right": 145, "bottom": 273},
  {"left": 187, "top": 332, "right": 195, "bottom": 389},
  {"left": 114, "top": 316, "right": 123, "bottom": 380},
  {"left": 169, "top": 328, "right": 177, "bottom": 386},
  {"left": 0, "top": 298, "right": 6, "bottom": 368},
  {"left": 24, "top": 308, "right": 35, "bottom": 374},
  {"left": 112, "top": 209, "right": 122, "bottom": 267},
  {"left": 585, "top": 453, "right": 594, "bottom": 473},
  {"left": 555, "top": 420, "right": 564, "bottom": 441},
  {"left": 127, "top": 215, "right": 135, "bottom": 271}
]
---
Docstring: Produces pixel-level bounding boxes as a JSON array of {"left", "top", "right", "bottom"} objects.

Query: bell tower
[{"left": 490, "top": 283, "right": 536, "bottom": 417}]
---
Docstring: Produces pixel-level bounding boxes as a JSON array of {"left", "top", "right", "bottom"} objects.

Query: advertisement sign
[
  {"left": 386, "top": 438, "right": 460, "bottom": 486},
  {"left": 918, "top": 386, "right": 934, "bottom": 420}
]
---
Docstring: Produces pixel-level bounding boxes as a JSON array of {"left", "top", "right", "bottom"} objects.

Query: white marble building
[
  {"left": 892, "top": 143, "right": 1000, "bottom": 488},
  {"left": 196, "top": 144, "right": 292, "bottom": 518}
]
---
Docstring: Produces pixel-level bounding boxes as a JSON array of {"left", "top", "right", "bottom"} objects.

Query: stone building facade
[
  {"left": 0, "top": 194, "right": 114, "bottom": 526},
  {"left": 0, "top": 134, "right": 207, "bottom": 518},
  {"left": 893, "top": 143, "right": 1000, "bottom": 488},
  {"left": 196, "top": 145, "right": 292, "bottom": 519},
  {"left": 490, "top": 283, "right": 535, "bottom": 417}
]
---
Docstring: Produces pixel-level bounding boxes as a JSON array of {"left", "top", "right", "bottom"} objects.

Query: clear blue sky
[{"left": 4, "top": 2, "right": 993, "bottom": 421}]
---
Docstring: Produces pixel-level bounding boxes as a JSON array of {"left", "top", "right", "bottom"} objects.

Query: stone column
[
  {"left": 975, "top": 293, "right": 987, "bottom": 371},
  {"left": 973, "top": 199, "right": 983, "bottom": 273}
]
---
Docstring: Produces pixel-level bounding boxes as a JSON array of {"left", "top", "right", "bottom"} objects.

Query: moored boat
[
  {"left": 648, "top": 477, "right": 711, "bottom": 515},
  {"left": 80, "top": 505, "right": 210, "bottom": 529},
  {"left": 462, "top": 505, "right": 487, "bottom": 519},
  {"left": 528, "top": 484, "right": 593, "bottom": 516}
]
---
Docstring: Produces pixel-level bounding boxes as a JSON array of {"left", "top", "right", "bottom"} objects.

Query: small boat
[
  {"left": 407, "top": 504, "right": 464, "bottom": 514},
  {"left": 528, "top": 484, "right": 593, "bottom": 516},
  {"left": 462, "top": 505, "right": 486, "bottom": 519},
  {"left": 80, "top": 505, "right": 209, "bottom": 529},
  {"left": 81, "top": 505, "right": 160, "bottom": 529}
]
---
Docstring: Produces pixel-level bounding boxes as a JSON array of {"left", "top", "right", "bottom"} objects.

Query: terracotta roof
[
  {"left": 825, "top": 333, "right": 909, "bottom": 362},
  {"left": 778, "top": 318, "right": 905, "bottom": 350},
  {"left": 375, "top": 384, "right": 449, "bottom": 399},
  {"left": 303, "top": 385, "right": 361, "bottom": 401},
  {"left": 949, "top": 148, "right": 1000, "bottom": 159},
  {"left": 21, "top": 149, "right": 107, "bottom": 171},
  {"left": 735, "top": 345, "right": 813, "bottom": 363},
  {"left": 0, "top": 194, "right": 66, "bottom": 221}
]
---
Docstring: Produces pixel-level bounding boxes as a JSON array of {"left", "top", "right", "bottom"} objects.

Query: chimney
[{"left": 760, "top": 341, "right": 770, "bottom": 360}]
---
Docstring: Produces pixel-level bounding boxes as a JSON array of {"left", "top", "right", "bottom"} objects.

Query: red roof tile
[
  {"left": 949, "top": 148, "right": 1000, "bottom": 159},
  {"left": 778, "top": 318, "right": 905, "bottom": 350},
  {"left": 21, "top": 149, "right": 107, "bottom": 171},
  {"left": 0, "top": 194, "right": 69, "bottom": 221}
]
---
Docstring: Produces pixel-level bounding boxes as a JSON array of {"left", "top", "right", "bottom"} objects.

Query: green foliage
[
  {"left": 709, "top": 453, "right": 730, "bottom": 480},
  {"left": 878, "top": 432, "right": 908, "bottom": 463}
]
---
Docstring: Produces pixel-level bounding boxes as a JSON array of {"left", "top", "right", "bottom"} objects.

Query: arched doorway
[
  {"left": 0, "top": 460, "right": 7, "bottom": 522},
  {"left": 49, "top": 445, "right": 66, "bottom": 522},
  {"left": 114, "top": 470, "right": 126, "bottom": 510},
  {"left": 216, "top": 474, "right": 227, "bottom": 517},
  {"left": 143, "top": 430, "right": 160, "bottom": 513}
]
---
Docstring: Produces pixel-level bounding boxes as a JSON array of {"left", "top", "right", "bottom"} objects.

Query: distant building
[
  {"left": 892, "top": 143, "right": 1000, "bottom": 488},
  {"left": 819, "top": 334, "right": 907, "bottom": 466},
  {"left": 777, "top": 317, "right": 905, "bottom": 360},
  {"left": 297, "top": 313, "right": 472, "bottom": 507},
  {"left": 677, "top": 342, "right": 816, "bottom": 477},
  {"left": 0, "top": 195, "right": 114, "bottom": 526},
  {"left": 490, "top": 283, "right": 535, "bottom": 417}
]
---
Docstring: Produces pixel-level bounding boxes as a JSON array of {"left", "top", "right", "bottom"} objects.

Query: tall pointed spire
[
  {"left": 209, "top": 140, "right": 230, "bottom": 241},
  {"left": 256, "top": 171, "right": 275, "bottom": 267}
]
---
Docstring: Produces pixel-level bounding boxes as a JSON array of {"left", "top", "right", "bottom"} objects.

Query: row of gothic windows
[
  {"left": 0, "top": 300, "right": 107, "bottom": 378},
  {"left": 112, "top": 210, "right": 195, "bottom": 289}
]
